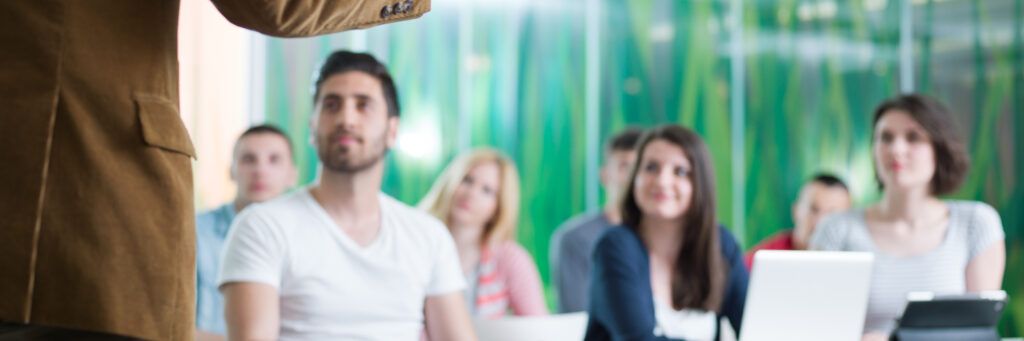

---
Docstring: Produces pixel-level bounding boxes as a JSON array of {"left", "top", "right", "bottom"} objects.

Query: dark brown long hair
[
  {"left": 872, "top": 94, "right": 970, "bottom": 195},
  {"left": 620, "top": 124, "right": 725, "bottom": 312}
]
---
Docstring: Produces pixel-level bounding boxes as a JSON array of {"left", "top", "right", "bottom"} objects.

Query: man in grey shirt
[{"left": 549, "top": 128, "right": 643, "bottom": 313}]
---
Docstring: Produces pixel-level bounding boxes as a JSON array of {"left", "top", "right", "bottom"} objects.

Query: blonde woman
[{"left": 420, "top": 148, "right": 548, "bottom": 318}]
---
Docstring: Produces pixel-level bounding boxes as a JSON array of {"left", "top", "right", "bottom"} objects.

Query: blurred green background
[{"left": 259, "top": 0, "right": 1021, "bottom": 336}]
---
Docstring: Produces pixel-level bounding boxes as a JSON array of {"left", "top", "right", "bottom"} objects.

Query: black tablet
[{"left": 893, "top": 291, "right": 1008, "bottom": 341}]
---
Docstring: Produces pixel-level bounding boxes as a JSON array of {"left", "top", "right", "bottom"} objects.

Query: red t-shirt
[{"left": 744, "top": 230, "right": 795, "bottom": 269}]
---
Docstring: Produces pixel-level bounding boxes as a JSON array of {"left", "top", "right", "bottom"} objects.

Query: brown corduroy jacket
[{"left": 0, "top": 1, "right": 428, "bottom": 340}]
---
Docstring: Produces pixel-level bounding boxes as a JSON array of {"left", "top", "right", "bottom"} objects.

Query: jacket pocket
[{"left": 134, "top": 93, "right": 196, "bottom": 159}]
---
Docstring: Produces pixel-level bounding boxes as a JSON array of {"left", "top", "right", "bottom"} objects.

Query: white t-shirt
[
  {"left": 653, "top": 299, "right": 716, "bottom": 340},
  {"left": 218, "top": 188, "right": 466, "bottom": 341}
]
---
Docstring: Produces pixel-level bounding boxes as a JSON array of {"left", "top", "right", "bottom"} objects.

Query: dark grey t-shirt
[{"left": 549, "top": 212, "right": 613, "bottom": 313}]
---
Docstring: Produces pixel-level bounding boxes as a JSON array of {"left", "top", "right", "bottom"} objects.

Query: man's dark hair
[
  {"left": 809, "top": 173, "right": 849, "bottom": 192},
  {"left": 605, "top": 127, "right": 644, "bottom": 154},
  {"left": 313, "top": 50, "right": 400, "bottom": 117},
  {"left": 871, "top": 93, "right": 969, "bottom": 195},
  {"left": 235, "top": 124, "right": 293, "bottom": 161}
]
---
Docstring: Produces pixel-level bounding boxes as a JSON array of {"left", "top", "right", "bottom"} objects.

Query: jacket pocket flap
[{"left": 135, "top": 94, "right": 196, "bottom": 159}]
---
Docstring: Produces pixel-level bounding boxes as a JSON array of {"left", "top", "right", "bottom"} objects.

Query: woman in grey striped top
[{"left": 810, "top": 94, "right": 1005, "bottom": 341}]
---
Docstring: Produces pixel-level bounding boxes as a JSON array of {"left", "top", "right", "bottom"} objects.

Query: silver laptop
[{"left": 739, "top": 250, "right": 874, "bottom": 341}]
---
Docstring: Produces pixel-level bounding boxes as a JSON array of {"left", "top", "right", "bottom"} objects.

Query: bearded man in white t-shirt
[{"left": 218, "top": 50, "right": 476, "bottom": 341}]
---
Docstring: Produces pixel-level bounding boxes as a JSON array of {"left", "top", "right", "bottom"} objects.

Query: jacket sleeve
[
  {"left": 717, "top": 226, "right": 749, "bottom": 336},
  {"left": 210, "top": 0, "right": 430, "bottom": 37},
  {"left": 586, "top": 229, "right": 679, "bottom": 341}
]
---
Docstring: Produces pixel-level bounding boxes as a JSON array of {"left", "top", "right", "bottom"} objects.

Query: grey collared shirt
[{"left": 549, "top": 212, "right": 613, "bottom": 313}]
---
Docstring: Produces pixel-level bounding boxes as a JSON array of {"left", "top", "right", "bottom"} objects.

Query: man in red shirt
[{"left": 745, "top": 174, "right": 852, "bottom": 268}]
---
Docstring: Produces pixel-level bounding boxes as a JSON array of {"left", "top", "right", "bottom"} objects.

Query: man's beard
[{"left": 316, "top": 127, "right": 390, "bottom": 174}]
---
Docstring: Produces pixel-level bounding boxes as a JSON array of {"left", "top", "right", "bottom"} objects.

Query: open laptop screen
[{"left": 740, "top": 250, "right": 874, "bottom": 341}]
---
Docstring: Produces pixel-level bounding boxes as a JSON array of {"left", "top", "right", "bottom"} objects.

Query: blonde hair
[{"left": 418, "top": 148, "right": 520, "bottom": 247}]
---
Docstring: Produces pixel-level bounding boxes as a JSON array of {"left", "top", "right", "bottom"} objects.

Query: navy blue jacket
[{"left": 585, "top": 226, "right": 749, "bottom": 341}]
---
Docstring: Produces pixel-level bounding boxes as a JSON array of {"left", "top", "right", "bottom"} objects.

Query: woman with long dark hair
[{"left": 585, "top": 125, "right": 748, "bottom": 341}]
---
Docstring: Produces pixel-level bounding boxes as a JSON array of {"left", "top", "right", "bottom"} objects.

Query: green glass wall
[{"left": 259, "top": 0, "right": 1022, "bottom": 335}]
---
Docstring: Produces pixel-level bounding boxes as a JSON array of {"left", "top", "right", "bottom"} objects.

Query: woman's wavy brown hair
[{"left": 872, "top": 94, "right": 970, "bottom": 196}]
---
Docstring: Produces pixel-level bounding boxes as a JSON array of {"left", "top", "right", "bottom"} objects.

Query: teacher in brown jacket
[{"left": 0, "top": 1, "right": 429, "bottom": 340}]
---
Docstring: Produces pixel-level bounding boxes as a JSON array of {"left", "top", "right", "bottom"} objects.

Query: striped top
[
  {"left": 465, "top": 241, "right": 549, "bottom": 318},
  {"left": 810, "top": 200, "right": 1005, "bottom": 333}
]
